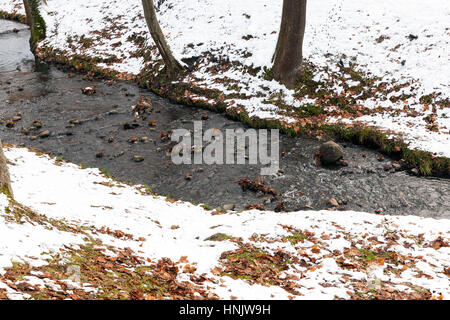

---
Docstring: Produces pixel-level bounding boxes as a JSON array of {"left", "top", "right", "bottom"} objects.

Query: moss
[
  {"left": 2, "top": 185, "right": 13, "bottom": 200},
  {"left": 2, "top": 196, "right": 82, "bottom": 233},
  {"left": 29, "top": 0, "right": 46, "bottom": 49},
  {"left": 0, "top": 10, "right": 26, "bottom": 23},
  {"left": 321, "top": 124, "right": 450, "bottom": 177},
  {"left": 37, "top": 46, "right": 121, "bottom": 80},
  {"left": 261, "top": 66, "right": 274, "bottom": 81},
  {"left": 204, "top": 233, "right": 235, "bottom": 241},
  {"left": 201, "top": 204, "right": 212, "bottom": 211},
  {"left": 99, "top": 168, "right": 112, "bottom": 179},
  {"left": 294, "top": 104, "right": 324, "bottom": 116},
  {"left": 2, "top": 237, "right": 188, "bottom": 300},
  {"left": 285, "top": 232, "right": 308, "bottom": 245},
  {"left": 358, "top": 248, "right": 377, "bottom": 262}
]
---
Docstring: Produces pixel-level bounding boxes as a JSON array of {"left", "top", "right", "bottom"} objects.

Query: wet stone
[
  {"left": 320, "top": 141, "right": 344, "bottom": 164},
  {"left": 39, "top": 130, "right": 51, "bottom": 138}
]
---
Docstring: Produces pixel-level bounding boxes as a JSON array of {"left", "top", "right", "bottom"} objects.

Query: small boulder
[
  {"left": 81, "top": 86, "right": 96, "bottom": 95},
  {"left": 32, "top": 120, "right": 42, "bottom": 129},
  {"left": 222, "top": 204, "right": 235, "bottom": 211},
  {"left": 319, "top": 141, "right": 344, "bottom": 164},
  {"left": 327, "top": 197, "right": 339, "bottom": 207},
  {"left": 133, "top": 155, "right": 144, "bottom": 163},
  {"left": 39, "top": 130, "right": 51, "bottom": 138}
]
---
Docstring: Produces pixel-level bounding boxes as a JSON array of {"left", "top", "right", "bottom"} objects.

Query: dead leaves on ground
[
  {"left": 236, "top": 178, "right": 278, "bottom": 196},
  {"left": 215, "top": 243, "right": 302, "bottom": 295},
  {"left": 0, "top": 240, "right": 218, "bottom": 300}
]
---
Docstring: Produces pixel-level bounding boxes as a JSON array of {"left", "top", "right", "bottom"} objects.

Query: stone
[
  {"left": 133, "top": 155, "right": 144, "bottom": 163},
  {"left": 392, "top": 161, "right": 402, "bottom": 171},
  {"left": 81, "top": 86, "right": 96, "bottom": 95},
  {"left": 327, "top": 197, "right": 339, "bottom": 207},
  {"left": 319, "top": 141, "right": 344, "bottom": 164},
  {"left": 69, "top": 119, "right": 82, "bottom": 125},
  {"left": 39, "top": 130, "right": 51, "bottom": 138},
  {"left": 123, "top": 122, "right": 140, "bottom": 130},
  {"left": 222, "top": 204, "right": 235, "bottom": 211},
  {"left": 32, "top": 120, "right": 42, "bottom": 129}
]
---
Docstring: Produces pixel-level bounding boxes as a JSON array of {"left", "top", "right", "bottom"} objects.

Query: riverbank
[
  {"left": 0, "top": 145, "right": 449, "bottom": 300},
  {"left": 0, "top": 0, "right": 449, "bottom": 177}
]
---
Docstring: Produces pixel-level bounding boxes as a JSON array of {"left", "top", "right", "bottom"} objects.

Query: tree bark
[
  {"left": 272, "top": 0, "right": 307, "bottom": 89},
  {"left": 23, "top": 0, "right": 32, "bottom": 26},
  {"left": 141, "top": 0, "right": 183, "bottom": 77},
  {"left": 22, "top": 0, "right": 45, "bottom": 49},
  {"left": 0, "top": 140, "right": 13, "bottom": 198}
]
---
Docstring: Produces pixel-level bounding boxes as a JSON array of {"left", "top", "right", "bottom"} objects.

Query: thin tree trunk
[
  {"left": 23, "top": 0, "right": 45, "bottom": 49},
  {"left": 141, "top": 0, "right": 182, "bottom": 77},
  {"left": 0, "top": 140, "right": 13, "bottom": 198},
  {"left": 23, "top": 0, "right": 32, "bottom": 26},
  {"left": 272, "top": 0, "right": 307, "bottom": 89}
]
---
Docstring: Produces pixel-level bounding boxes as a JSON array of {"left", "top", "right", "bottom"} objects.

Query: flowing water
[{"left": 1, "top": 20, "right": 449, "bottom": 218}]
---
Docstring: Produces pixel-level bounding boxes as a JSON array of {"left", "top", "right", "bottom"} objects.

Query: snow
[
  {"left": 0, "top": 146, "right": 448, "bottom": 299},
  {"left": 0, "top": 0, "right": 23, "bottom": 15},
  {"left": 1, "top": 0, "right": 449, "bottom": 156}
]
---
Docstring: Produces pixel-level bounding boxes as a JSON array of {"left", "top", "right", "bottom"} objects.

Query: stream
[{"left": 1, "top": 19, "right": 449, "bottom": 218}]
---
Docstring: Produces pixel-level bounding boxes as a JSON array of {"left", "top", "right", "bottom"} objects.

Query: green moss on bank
[
  {"left": 0, "top": 10, "right": 26, "bottom": 23},
  {"left": 323, "top": 124, "right": 450, "bottom": 177}
]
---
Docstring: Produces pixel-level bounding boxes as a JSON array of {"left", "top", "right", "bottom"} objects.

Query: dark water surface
[{"left": 1, "top": 20, "right": 449, "bottom": 218}]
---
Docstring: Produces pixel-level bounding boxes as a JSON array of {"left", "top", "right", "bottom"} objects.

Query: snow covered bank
[{"left": 0, "top": 145, "right": 448, "bottom": 300}]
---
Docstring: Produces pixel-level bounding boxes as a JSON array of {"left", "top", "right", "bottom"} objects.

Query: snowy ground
[
  {"left": 1, "top": 0, "right": 448, "bottom": 157},
  {"left": 0, "top": 145, "right": 448, "bottom": 300}
]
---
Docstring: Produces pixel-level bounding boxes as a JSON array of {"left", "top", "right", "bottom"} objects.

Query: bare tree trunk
[
  {"left": 272, "top": 0, "right": 307, "bottom": 89},
  {"left": 23, "top": 0, "right": 32, "bottom": 26},
  {"left": 141, "top": 0, "right": 183, "bottom": 77},
  {"left": 0, "top": 140, "right": 13, "bottom": 198},
  {"left": 22, "top": 0, "right": 45, "bottom": 49}
]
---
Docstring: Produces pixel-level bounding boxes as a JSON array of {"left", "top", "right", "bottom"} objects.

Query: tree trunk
[
  {"left": 272, "top": 0, "right": 307, "bottom": 89},
  {"left": 22, "top": 0, "right": 45, "bottom": 49},
  {"left": 141, "top": 0, "right": 183, "bottom": 77},
  {"left": 23, "top": 0, "right": 32, "bottom": 26},
  {"left": 0, "top": 140, "right": 13, "bottom": 198}
]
